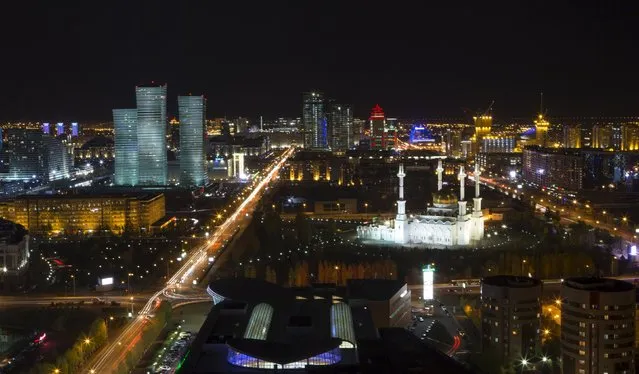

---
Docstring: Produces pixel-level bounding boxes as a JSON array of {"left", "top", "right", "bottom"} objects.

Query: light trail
[{"left": 86, "top": 148, "right": 295, "bottom": 374}]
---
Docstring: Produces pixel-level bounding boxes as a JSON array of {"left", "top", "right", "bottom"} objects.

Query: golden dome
[{"left": 432, "top": 188, "right": 458, "bottom": 207}]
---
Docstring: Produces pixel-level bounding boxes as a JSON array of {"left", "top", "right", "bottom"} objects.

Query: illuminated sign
[
  {"left": 631, "top": 245, "right": 637, "bottom": 256},
  {"left": 100, "top": 277, "right": 114, "bottom": 286},
  {"left": 423, "top": 265, "right": 435, "bottom": 301}
]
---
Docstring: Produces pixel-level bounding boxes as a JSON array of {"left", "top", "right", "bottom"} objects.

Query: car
[{"left": 418, "top": 316, "right": 424, "bottom": 322}]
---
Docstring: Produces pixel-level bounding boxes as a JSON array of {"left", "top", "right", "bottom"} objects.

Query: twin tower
[{"left": 113, "top": 84, "right": 208, "bottom": 187}]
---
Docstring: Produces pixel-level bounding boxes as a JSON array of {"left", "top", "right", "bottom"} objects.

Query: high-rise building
[
  {"left": 178, "top": 95, "right": 207, "bottom": 187},
  {"left": 563, "top": 124, "right": 582, "bottom": 148},
  {"left": 71, "top": 122, "right": 79, "bottom": 137},
  {"left": 561, "top": 277, "right": 635, "bottom": 374},
  {"left": 136, "top": 84, "right": 167, "bottom": 185},
  {"left": 534, "top": 114, "right": 550, "bottom": 147},
  {"left": 370, "top": 104, "right": 393, "bottom": 150},
  {"left": 621, "top": 124, "right": 639, "bottom": 151},
  {"left": 592, "top": 124, "right": 613, "bottom": 149},
  {"left": 445, "top": 128, "right": 462, "bottom": 157},
  {"left": 302, "top": 91, "right": 327, "bottom": 149},
  {"left": 480, "top": 275, "right": 542, "bottom": 364},
  {"left": 3, "top": 130, "right": 70, "bottom": 182},
  {"left": 327, "top": 102, "right": 352, "bottom": 151},
  {"left": 113, "top": 109, "right": 139, "bottom": 186},
  {"left": 56, "top": 123, "right": 64, "bottom": 136},
  {"left": 42, "top": 123, "right": 50, "bottom": 135},
  {"left": 473, "top": 115, "right": 492, "bottom": 154},
  {"left": 481, "top": 136, "right": 516, "bottom": 153},
  {"left": 522, "top": 146, "right": 583, "bottom": 191}
]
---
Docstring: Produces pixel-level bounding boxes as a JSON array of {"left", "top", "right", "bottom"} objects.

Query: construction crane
[{"left": 481, "top": 100, "right": 495, "bottom": 117}]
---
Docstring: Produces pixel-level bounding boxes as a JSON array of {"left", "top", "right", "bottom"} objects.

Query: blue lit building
[
  {"left": 113, "top": 109, "right": 139, "bottom": 186},
  {"left": 71, "top": 122, "right": 79, "bottom": 137},
  {"left": 2, "top": 130, "right": 70, "bottom": 182},
  {"left": 56, "top": 122, "right": 64, "bottom": 136},
  {"left": 136, "top": 84, "right": 167, "bottom": 185},
  {"left": 302, "top": 91, "right": 327, "bottom": 149},
  {"left": 42, "top": 123, "right": 50, "bottom": 135},
  {"left": 178, "top": 95, "right": 207, "bottom": 186},
  {"left": 409, "top": 125, "right": 434, "bottom": 144}
]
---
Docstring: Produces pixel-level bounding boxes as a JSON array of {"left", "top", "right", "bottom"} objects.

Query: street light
[{"left": 127, "top": 273, "right": 133, "bottom": 293}]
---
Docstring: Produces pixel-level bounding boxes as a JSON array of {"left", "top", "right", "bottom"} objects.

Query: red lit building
[{"left": 369, "top": 104, "right": 395, "bottom": 150}]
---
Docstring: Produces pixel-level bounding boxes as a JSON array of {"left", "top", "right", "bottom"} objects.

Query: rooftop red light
[{"left": 369, "top": 104, "right": 385, "bottom": 120}]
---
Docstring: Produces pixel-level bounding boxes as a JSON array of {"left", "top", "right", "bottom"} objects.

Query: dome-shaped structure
[{"left": 432, "top": 188, "right": 458, "bottom": 207}]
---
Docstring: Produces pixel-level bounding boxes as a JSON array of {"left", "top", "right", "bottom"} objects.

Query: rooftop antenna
[{"left": 540, "top": 92, "right": 543, "bottom": 115}]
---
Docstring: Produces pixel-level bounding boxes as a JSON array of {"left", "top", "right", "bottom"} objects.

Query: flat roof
[
  {"left": 208, "top": 278, "right": 293, "bottom": 305},
  {"left": 564, "top": 277, "right": 634, "bottom": 292},
  {"left": 482, "top": 275, "right": 542, "bottom": 288},
  {"left": 346, "top": 279, "right": 404, "bottom": 301},
  {"left": 15, "top": 191, "right": 163, "bottom": 201}
]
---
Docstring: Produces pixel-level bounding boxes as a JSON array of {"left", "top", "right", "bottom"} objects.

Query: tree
[
  {"left": 90, "top": 319, "right": 108, "bottom": 346},
  {"left": 64, "top": 346, "right": 81, "bottom": 371},
  {"left": 55, "top": 356, "right": 69, "bottom": 374}
]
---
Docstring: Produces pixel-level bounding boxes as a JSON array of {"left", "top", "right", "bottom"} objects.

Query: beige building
[
  {"left": 480, "top": 275, "right": 542, "bottom": 363},
  {"left": 561, "top": 277, "right": 635, "bottom": 374},
  {"left": 0, "top": 192, "right": 165, "bottom": 235}
]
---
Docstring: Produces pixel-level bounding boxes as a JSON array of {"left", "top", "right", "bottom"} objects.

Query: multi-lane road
[{"left": 85, "top": 147, "right": 295, "bottom": 374}]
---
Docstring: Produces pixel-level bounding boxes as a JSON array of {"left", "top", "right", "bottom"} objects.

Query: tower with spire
[
  {"left": 394, "top": 163, "right": 407, "bottom": 243},
  {"left": 436, "top": 159, "right": 444, "bottom": 191},
  {"left": 472, "top": 161, "right": 484, "bottom": 240},
  {"left": 534, "top": 92, "right": 549, "bottom": 147}
]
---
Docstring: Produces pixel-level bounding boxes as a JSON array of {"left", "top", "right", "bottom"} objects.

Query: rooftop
[
  {"left": 346, "top": 279, "right": 405, "bottom": 301},
  {"left": 482, "top": 275, "right": 542, "bottom": 288},
  {"left": 563, "top": 277, "right": 634, "bottom": 292}
]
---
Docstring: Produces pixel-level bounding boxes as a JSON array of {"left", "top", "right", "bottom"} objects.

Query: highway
[
  {"left": 85, "top": 147, "right": 295, "bottom": 374},
  {"left": 477, "top": 173, "right": 637, "bottom": 243}
]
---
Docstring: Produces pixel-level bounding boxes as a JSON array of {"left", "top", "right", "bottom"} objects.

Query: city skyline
[{"left": 1, "top": 3, "right": 639, "bottom": 121}]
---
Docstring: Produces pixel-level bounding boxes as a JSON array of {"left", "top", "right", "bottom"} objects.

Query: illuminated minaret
[
  {"left": 472, "top": 162, "right": 484, "bottom": 240},
  {"left": 395, "top": 163, "right": 407, "bottom": 244},
  {"left": 436, "top": 159, "right": 443, "bottom": 191},
  {"left": 458, "top": 166, "right": 467, "bottom": 216}
]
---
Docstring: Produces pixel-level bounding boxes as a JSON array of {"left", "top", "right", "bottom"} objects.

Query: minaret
[
  {"left": 472, "top": 161, "right": 484, "bottom": 240},
  {"left": 457, "top": 166, "right": 467, "bottom": 216},
  {"left": 436, "top": 159, "right": 443, "bottom": 191},
  {"left": 395, "top": 163, "right": 407, "bottom": 244}
]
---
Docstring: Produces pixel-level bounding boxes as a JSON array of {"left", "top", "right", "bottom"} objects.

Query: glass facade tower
[
  {"left": 178, "top": 95, "right": 207, "bottom": 186},
  {"left": 328, "top": 102, "right": 352, "bottom": 151},
  {"left": 136, "top": 84, "right": 167, "bottom": 185},
  {"left": 302, "top": 91, "right": 327, "bottom": 149},
  {"left": 113, "top": 109, "right": 139, "bottom": 186}
]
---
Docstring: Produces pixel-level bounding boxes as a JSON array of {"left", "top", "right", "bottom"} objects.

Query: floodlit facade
[
  {"left": 522, "top": 146, "right": 583, "bottom": 191},
  {"left": 561, "top": 278, "right": 635, "bottom": 374},
  {"left": 592, "top": 124, "right": 613, "bottom": 149},
  {"left": 480, "top": 276, "right": 542, "bottom": 364},
  {"left": 113, "top": 109, "right": 139, "bottom": 186},
  {"left": 136, "top": 84, "right": 167, "bottom": 185},
  {"left": 3, "top": 193, "right": 165, "bottom": 234},
  {"left": 357, "top": 161, "right": 484, "bottom": 246},
  {"left": 621, "top": 124, "right": 639, "bottom": 151},
  {"left": 563, "top": 124, "right": 582, "bottom": 148},
  {"left": 302, "top": 91, "right": 327, "bottom": 149},
  {"left": 178, "top": 95, "right": 207, "bottom": 186},
  {"left": 534, "top": 114, "right": 550, "bottom": 147}
]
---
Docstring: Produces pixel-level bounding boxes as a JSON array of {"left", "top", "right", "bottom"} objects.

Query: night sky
[{"left": 1, "top": 2, "right": 638, "bottom": 121}]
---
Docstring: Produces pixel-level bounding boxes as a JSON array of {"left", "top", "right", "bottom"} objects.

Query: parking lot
[{"left": 149, "top": 329, "right": 193, "bottom": 374}]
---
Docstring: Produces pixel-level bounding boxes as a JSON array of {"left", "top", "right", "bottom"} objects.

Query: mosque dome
[{"left": 432, "top": 188, "right": 458, "bottom": 207}]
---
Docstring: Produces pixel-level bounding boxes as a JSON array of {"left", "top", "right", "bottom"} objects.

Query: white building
[{"left": 357, "top": 160, "right": 484, "bottom": 246}]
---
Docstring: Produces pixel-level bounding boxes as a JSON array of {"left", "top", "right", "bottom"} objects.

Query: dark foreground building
[{"left": 180, "top": 278, "right": 474, "bottom": 373}]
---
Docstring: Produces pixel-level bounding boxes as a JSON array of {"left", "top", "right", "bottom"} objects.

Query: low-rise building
[{"left": 0, "top": 192, "right": 165, "bottom": 235}]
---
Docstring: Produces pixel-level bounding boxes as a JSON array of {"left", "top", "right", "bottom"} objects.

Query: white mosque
[{"left": 357, "top": 160, "right": 484, "bottom": 247}]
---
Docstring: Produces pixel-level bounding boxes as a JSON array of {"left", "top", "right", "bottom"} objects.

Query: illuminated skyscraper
[
  {"left": 473, "top": 115, "right": 492, "bottom": 154},
  {"left": 136, "top": 84, "right": 167, "bottom": 185},
  {"left": 534, "top": 114, "right": 549, "bottom": 147},
  {"left": 327, "top": 102, "right": 352, "bottom": 151},
  {"left": 56, "top": 123, "right": 64, "bottom": 136},
  {"left": 620, "top": 124, "right": 639, "bottom": 151},
  {"left": 4, "top": 130, "right": 70, "bottom": 182},
  {"left": 178, "top": 95, "right": 208, "bottom": 186},
  {"left": 563, "top": 124, "right": 581, "bottom": 148},
  {"left": 592, "top": 124, "right": 612, "bottom": 149},
  {"left": 71, "top": 122, "right": 79, "bottom": 137},
  {"left": 302, "top": 91, "right": 327, "bottom": 149},
  {"left": 370, "top": 104, "right": 387, "bottom": 150},
  {"left": 113, "top": 109, "right": 138, "bottom": 186},
  {"left": 42, "top": 123, "right": 50, "bottom": 135}
]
